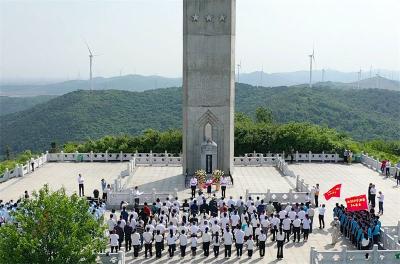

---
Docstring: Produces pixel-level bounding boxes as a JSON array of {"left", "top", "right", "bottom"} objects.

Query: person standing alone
[
  {"left": 378, "top": 191, "right": 384, "bottom": 215},
  {"left": 190, "top": 176, "right": 198, "bottom": 198},
  {"left": 314, "top": 184, "right": 320, "bottom": 207},
  {"left": 78, "top": 174, "right": 84, "bottom": 197}
]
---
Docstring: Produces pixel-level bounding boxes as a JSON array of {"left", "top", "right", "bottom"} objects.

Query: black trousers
[
  {"left": 125, "top": 237, "right": 132, "bottom": 251},
  {"left": 236, "top": 243, "right": 243, "bottom": 256},
  {"left": 191, "top": 186, "right": 196, "bottom": 197},
  {"left": 303, "top": 229, "right": 309, "bottom": 240},
  {"left": 371, "top": 195, "right": 376, "bottom": 208},
  {"left": 293, "top": 227, "right": 300, "bottom": 242},
  {"left": 271, "top": 227, "right": 277, "bottom": 241},
  {"left": 79, "top": 184, "right": 84, "bottom": 196},
  {"left": 259, "top": 241, "right": 266, "bottom": 256},
  {"left": 133, "top": 245, "right": 140, "bottom": 257},
  {"left": 314, "top": 195, "right": 319, "bottom": 207},
  {"left": 221, "top": 186, "right": 226, "bottom": 198},
  {"left": 310, "top": 217, "right": 314, "bottom": 233},
  {"left": 111, "top": 246, "right": 118, "bottom": 253},
  {"left": 284, "top": 230, "right": 290, "bottom": 242},
  {"left": 155, "top": 242, "right": 162, "bottom": 258},
  {"left": 145, "top": 243, "right": 153, "bottom": 257},
  {"left": 319, "top": 215, "right": 325, "bottom": 228},
  {"left": 248, "top": 249, "right": 253, "bottom": 257},
  {"left": 277, "top": 241, "right": 284, "bottom": 259},
  {"left": 168, "top": 244, "right": 176, "bottom": 257},
  {"left": 180, "top": 245, "right": 186, "bottom": 257},
  {"left": 224, "top": 244, "right": 232, "bottom": 257},
  {"left": 203, "top": 242, "right": 210, "bottom": 256},
  {"left": 379, "top": 202, "right": 383, "bottom": 213},
  {"left": 102, "top": 192, "right": 107, "bottom": 201},
  {"left": 213, "top": 245, "right": 219, "bottom": 257}
]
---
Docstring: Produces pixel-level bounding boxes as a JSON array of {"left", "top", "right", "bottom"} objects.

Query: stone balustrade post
[
  {"left": 152, "top": 188, "right": 157, "bottom": 202},
  {"left": 245, "top": 189, "right": 249, "bottom": 200},
  {"left": 120, "top": 151, "right": 123, "bottom": 162},
  {"left": 309, "top": 247, "right": 316, "bottom": 264},
  {"left": 398, "top": 221, "right": 400, "bottom": 240},
  {"left": 372, "top": 244, "right": 378, "bottom": 263},
  {"left": 288, "top": 189, "right": 293, "bottom": 201},
  {"left": 150, "top": 150, "right": 153, "bottom": 166},
  {"left": 266, "top": 189, "right": 271, "bottom": 201},
  {"left": 308, "top": 151, "right": 312, "bottom": 163},
  {"left": 341, "top": 245, "right": 347, "bottom": 264},
  {"left": 90, "top": 151, "right": 93, "bottom": 162},
  {"left": 60, "top": 151, "right": 64, "bottom": 162},
  {"left": 322, "top": 151, "right": 325, "bottom": 163},
  {"left": 26, "top": 161, "right": 30, "bottom": 173},
  {"left": 295, "top": 151, "right": 299, "bottom": 162},
  {"left": 105, "top": 150, "right": 108, "bottom": 162},
  {"left": 301, "top": 179, "right": 305, "bottom": 192},
  {"left": 393, "top": 235, "right": 399, "bottom": 249},
  {"left": 253, "top": 150, "right": 256, "bottom": 157},
  {"left": 296, "top": 175, "right": 299, "bottom": 191},
  {"left": 17, "top": 164, "right": 23, "bottom": 177},
  {"left": 4, "top": 168, "right": 10, "bottom": 181},
  {"left": 75, "top": 151, "right": 79, "bottom": 162},
  {"left": 45, "top": 150, "right": 49, "bottom": 162},
  {"left": 335, "top": 153, "right": 338, "bottom": 163},
  {"left": 118, "top": 250, "right": 124, "bottom": 262},
  {"left": 165, "top": 150, "right": 168, "bottom": 157},
  {"left": 282, "top": 151, "right": 285, "bottom": 160}
]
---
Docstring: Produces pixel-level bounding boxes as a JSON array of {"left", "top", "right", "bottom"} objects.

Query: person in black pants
[
  {"left": 190, "top": 176, "right": 197, "bottom": 198},
  {"left": 276, "top": 228, "right": 285, "bottom": 259},
  {"left": 258, "top": 230, "right": 266, "bottom": 257},
  {"left": 213, "top": 232, "right": 220, "bottom": 257},
  {"left": 124, "top": 223, "right": 133, "bottom": 251},
  {"left": 155, "top": 230, "right": 163, "bottom": 258}
]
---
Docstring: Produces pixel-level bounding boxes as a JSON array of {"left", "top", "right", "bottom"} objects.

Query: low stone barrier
[
  {"left": 97, "top": 251, "right": 125, "bottom": 264},
  {"left": 245, "top": 189, "right": 309, "bottom": 204},
  {"left": 361, "top": 153, "right": 399, "bottom": 178},
  {"left": 0, "top": 153, "right": 47, "bottom": 183}
]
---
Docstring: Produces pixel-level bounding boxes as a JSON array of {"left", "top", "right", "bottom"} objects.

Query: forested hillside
[
  {"left": 1, "top": 84, "right": 399, "bottom": 154},
  {"left": 0, "top": 95, "right": 56, "bottom": 116}
]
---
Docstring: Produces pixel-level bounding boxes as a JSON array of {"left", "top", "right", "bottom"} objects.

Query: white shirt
[
  {"left": 78, "top": 176, "right": 84, "bottom": 184},
  {"left": 167, "top": 236, "right": 177, "bottom": 245},
  {"left": 223, "top": 232, "right": 233, "bottom": 245},
  {"left": 246, "top": 239, "right": 254, "bottom": 250},
  {"left": 258, "top": 233, "right": 266, "bottom": 241},
  {"left": 288, "top": 211, "right": 297, "bottom": 221},
  {"left": 318, "top": 207, "right": 326, "bottom": 216},
  {"left": 293, "top": 218, "right": 301, "bottom": 228},
  {"left": 132, "top": 233, "right": 141, "bottom": 245},
  {"left": 378, "top": 194, "right": 384, "bottom": 202},
  {"left": 110, "top": 234, "right": 119, "bottom": 246},
  {"left": 180, "top": 234, "right": 188, "bottom": 246},
  {"left": 107, "top": 218, "right": 116, "bottom": 231},
  {"left": 220, "top": 177, "right": 228, "bottom": 186},
  {"left": 235, "top": 229, "right": 245, "bottom": 244},
  {"left": 298, "top": 210, "right": 306, "bottom": 220},
  {"left": 282, "top": 218, "right": 291, "bottom": 230},
  {"left": 155, "top": 234, "right": 163, "bottom": 243},
  {"left": 307, "top": 208, "right": 315, "bottom": 217},
  {"left": 279, "top": 210, "right": 287, "bottom": 219},
  {"left": 302, "top": 219, "right": 311, "bottom": 229},
  {"left": 231, "top": 214, "right": 240, "bottom": 226},
  {"left": 276, "top": 232, "right": 285, "bottom": 241},
  {"left": 202, "top": 232, "right": 211, "bottom": 243},
  {"left": 143, "top": 232, "right": 153, "bottom": 243},
  {"left": 190, "top": 178, "right": 198, "bottom": 186},
  {"left": 370, "top": 187, "right": 377, "bottom": 195}
]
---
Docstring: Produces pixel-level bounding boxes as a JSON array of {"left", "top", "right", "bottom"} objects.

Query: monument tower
[{"left": 183, "top": 0, "right": 235, "bottom": 175}]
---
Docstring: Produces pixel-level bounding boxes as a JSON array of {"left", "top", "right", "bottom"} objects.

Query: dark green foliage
[
  {"left": 0, "top": 95, "right": 56, "bottom": 116},
  {"left": 0, "top": 84, "right": 399, "bottom": 155},
  {"left": 0, "top": 185, "right": 106, "bottom": 264}
]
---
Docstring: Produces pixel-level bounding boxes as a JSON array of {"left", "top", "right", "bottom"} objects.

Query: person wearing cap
[{"left": 330, "top": 216, "right": 340, "bottom": 245}]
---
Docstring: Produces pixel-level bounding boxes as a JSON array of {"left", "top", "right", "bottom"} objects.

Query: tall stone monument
[{"left": 183, "top": 0, "right": 235, "bottom": 175}]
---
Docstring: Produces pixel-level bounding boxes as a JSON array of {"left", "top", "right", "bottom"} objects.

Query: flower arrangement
[
  {"left": 195, "top": 169, "right": 206, "bottom": 187},
  {"left": 212, "top": 169, "right": 224, "bottom": 183}
]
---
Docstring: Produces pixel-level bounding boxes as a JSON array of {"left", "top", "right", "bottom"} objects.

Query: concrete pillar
[
  {"left": 372, "top": 244, "right": 379, "bottom": 263},
  {"left": 4, "top": 168, "right": 10, "bottom": 181},
  {"left": 341, "top": 245, "right": 347, "bottom": 264},
  {"left": 308, "top": 151, "right": 312, "bottom": 163},
  {"left": 90, "top": 151, "right": 93, "bottom": 162},
  {"left": 45, "top": 150, "right": 49, "bottom": 162},
  {"left": 245, "top": 189, "right": 249, "bottom": 200},
  {"left": 266, "top": 189, "right": 271, "bottom": 201},
  {"left": 120, "top": 151, "right": 123, "bottom": 162},
  {"left": 296, "top": 175, "right": 299, "bottom": 191},
  {"left": 309, "top": 247, "right": 316, "bottom": 263},
  {"left": 288, "top": 189, "right": 293, "bottom": 201},
  {"left": 150, "top": 150, "right": 153, "bottom": 166},
  {"left": 322, "top": 151, "right": 325, "bottom": 163},
  {"left": 397, "top": 221, "right": 400, "bottom": 239},
  {"left": 295, "top": 151, "right": 299, "bottom": 162},
  {"left": 105, "top": 150, "right": 108, "bottom": 162},
  {"left": 18, "top": 164, "right": 24, "bottom": 177},
  {"left": 335, "top": 153, "right": 338, "bottom": 163},
  {"left": 118, "top": 250, "right": 124, "bottom": 262},
  {"left": 60, "top": 151, "right": 64, "bottom": 162},
  {"left": 75, "top": 151, "right": 79, "bottom": 162}
]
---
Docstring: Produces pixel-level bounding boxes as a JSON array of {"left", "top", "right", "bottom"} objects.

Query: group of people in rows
[
  {"left": 333, "top": 203, "right": 382, "bottom": 250},
  {"left": 106, "top": 192, "right": 330, "bottom": 260}
]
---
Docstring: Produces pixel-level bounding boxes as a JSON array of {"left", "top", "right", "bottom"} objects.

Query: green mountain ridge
[{"left": 1, "top": 84, "right": 399, "bottom": 154}]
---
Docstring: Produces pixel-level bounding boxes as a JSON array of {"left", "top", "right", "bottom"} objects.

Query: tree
[
  {"left": 4, "top": 145, "right": 11, "bottom": 160},
  {"left": 0, "top": 185, "right": 106, "bottom": 264},
  {"left": 255, "top": 107, "right": 274, "bottom": 123}
]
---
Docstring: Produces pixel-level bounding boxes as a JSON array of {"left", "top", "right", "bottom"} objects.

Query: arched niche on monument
[{"left": 201, "top": 138, "right": 217, "bottom": 174}]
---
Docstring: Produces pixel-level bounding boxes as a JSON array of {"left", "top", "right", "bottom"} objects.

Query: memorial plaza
[{"left": 1, "top": 159, "right": 399, "bottom": 263}]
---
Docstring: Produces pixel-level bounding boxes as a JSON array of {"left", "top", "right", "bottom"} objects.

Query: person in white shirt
[
  {"left": 154, "top": 230, "right": 163, "bottom": 258},
  {"left": 190, "top": 176, "right": 198, "bottom": 198},
  {"left": 143, "top": 227, "right": 153, "bottom": 258},
  {"left": 278, "top": 209, "right": 287, "bottom": 221},
  {"left": 109, "top": 230, "right": 119, "bottom": 253},
  {"left": 235, "top": 228, "right": 245, "bottom": 258},
  {"left": 282, "top": 215, "right": 291, "bottom": 242},
  {"left": 107, "top": 214, "right": 116, "bottom": 232},
  {"left": 179, "top": 230, "right": 188, "bottom": 257},
  {"left": 167, "top": 229, "right": 177, "bottom": 258},
  {"left": 288, "top": 208, "right": 297, "bottom": 221},
  {"left": 370, "top": 184, "right": 377, "bottom": 208},
  {"left": 258, "top": 230, "right": 267, "bottom": 257},
  {"left": 78, "top": 174, "right": 84, "bottom": 197},
  {"left": 292, "top": 215, "right": 302, "bottom": 243},
  {"left": 378, "top": 191, "right": 384, "bottom": 215},
  {"left": 307, "top": 206, "right": 315, "bottom": 233},
  {"left": 132, "top": 229, "right": 141, "bottom": 258},
  {"left": 318, "top": 204, "right": 326, "bottom": 229},
  {"left": 223, "top": 228, "right": 233, "bottom": 258},
  {"left": 302, "top": 215, "right": 311, "bottom": 241},
  {"left": 271, "top": 214, "right": 280, "bottom": 241},
  {"left": 220, "top": 176, "right": 228, "bottom": 198},
  {"left": 276, "top": 228, "right": 285, "bottom": 259},
  {"left": 246, "top": 235, "right": 254, "bottom": 258},
  {"left": 209, "top": 231, "right": 219, "bottom": 258},
  {"left": 190, "top": 234, "right": 198, "bottom": 256},
  {"left": 202, "top": 227, "right": 211, "bottom": 257}
]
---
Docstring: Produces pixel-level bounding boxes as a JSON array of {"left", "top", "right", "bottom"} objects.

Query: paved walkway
[{"left": 0, "top": 162, "right": 126, "bottom": 201}]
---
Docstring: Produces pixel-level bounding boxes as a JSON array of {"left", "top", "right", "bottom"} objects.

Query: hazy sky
[{"left": 1, "top": 0, "right": 399, "bottom": 81}]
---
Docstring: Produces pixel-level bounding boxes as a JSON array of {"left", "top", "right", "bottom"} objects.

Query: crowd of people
[{"left": 106, "top": 192, "right": 327, "bottom": 260}]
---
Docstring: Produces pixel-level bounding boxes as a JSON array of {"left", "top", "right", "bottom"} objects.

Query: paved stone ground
[
  {"left": 3, "top": 162, "right": 396, "bottom": 263},
  {"left": 288, "top": 163, "right": 400, "bottom": 226},
  {"left": 0, "top": 162, "right": 126, "bottom": 201}
]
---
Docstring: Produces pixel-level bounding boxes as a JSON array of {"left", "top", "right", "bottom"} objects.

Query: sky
[{"left": 0, "top": 0, "right": 399, "bottom": 82}]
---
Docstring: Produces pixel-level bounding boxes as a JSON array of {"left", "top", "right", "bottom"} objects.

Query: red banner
[
  {"left": 345, "top": 194, "right": 368, "bottom": 212},
  {"left": 323, "top": 184, "right": 342, "bottom": 200}
]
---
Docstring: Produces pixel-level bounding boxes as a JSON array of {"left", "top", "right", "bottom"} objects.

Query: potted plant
[
  {"left": 212, "top": 169, "right": 224, "bottom": 191},
  {"left": 195, "top": 169, "right": 206, "bottom": 191}
]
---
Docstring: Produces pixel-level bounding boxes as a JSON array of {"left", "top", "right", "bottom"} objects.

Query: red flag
[
  {"left": 323, "top": 184, "right": 342, "bottom": 200},
  {"left": 345, "top": 194, "right": 368, "bottom": 212}
]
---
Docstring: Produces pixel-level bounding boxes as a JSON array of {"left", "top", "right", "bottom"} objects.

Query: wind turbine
[
  {"left": 357, "top": 69, "right": 362, "bottom": 89},
  {"left": 308, "top": 49, "right": 315, "bottom": 88},
  {"left": 321, "top": 68, "right": 325, "bottom": 82},
  {"left": 259, "top": 65, "right": 263, "bottom": 87},
  {"left": 85, "top": 42, "right": 101, "bottom": 92},
  {"left": 236, "top": 61, "right": 242, "bottom": 83}
]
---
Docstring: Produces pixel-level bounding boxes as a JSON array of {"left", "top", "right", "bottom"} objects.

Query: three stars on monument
[{"left": 191, "top": 14, "right": 226, "bottom": 23}]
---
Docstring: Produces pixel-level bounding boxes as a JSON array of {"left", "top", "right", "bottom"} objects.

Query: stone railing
[
  {"left": 244, "top": 151, "right": 342, "bottom": 163},
  {"left": 310, "top": 244, "right": 400, "bottom": 264},
  {"left": 0, "top": 153, "right": 48, "bottom": 183},
  {"left": 245, "top": 189, "right": 309, "bottom": 204},
  {"left": 361, "top": 153, "right": 399, "bottom": 178},
  {"left": 276, "top": 157, "right": 296, "bottom": 177},
  {"left": 97, "top": 251, "right": 125, "bottom": 264},
  {"left": 381, "top": 221, "right": 400, "bottom": 250},
  {"left": 296, "top": 175, "right": 311, "bottom": 193}
]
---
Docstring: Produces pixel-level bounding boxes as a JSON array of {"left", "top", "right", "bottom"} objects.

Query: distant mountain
[
  {"left": 2, "top": 70, "right": 399, "bottom": 97},
  {"left": 0, "top": 74, "right": 181, "bottom": 96},
  {"left": 347, "top": 76, "right": 400, "bottom": 91},
  {"left": 1, "top": 84, "right": 399, "bottom": 154},
  {"left": 0, "top": 95, "right": 57, "bottom": 116}
]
